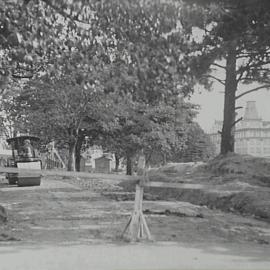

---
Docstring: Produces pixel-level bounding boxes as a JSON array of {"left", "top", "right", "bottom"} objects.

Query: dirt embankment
[
  {"left": 0, "top": 203, "right": 12, "bottom": 241},
  {"left": 0, "top": 204, "right": 7, "bottom": 223},
  {"left": 117, "top": 154, "right": 270, "bottom": 222}
]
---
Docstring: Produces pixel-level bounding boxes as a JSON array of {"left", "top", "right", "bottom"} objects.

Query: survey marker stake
[
  {"left": 122, "top": 151, "right": 152, "bottom": 241},
  {"left": 122, "top": 182, "right": 152, "bottom": 241}
]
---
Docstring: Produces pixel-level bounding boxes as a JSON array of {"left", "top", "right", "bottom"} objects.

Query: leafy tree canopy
[{"left": 1, "top": 0, "right": 211, "bottom": 172}]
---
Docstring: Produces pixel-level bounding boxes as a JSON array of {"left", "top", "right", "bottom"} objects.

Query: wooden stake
[
  {"left": 122, "top": 182, "right": 152, "bottom": 241},
  {"left": 125, "top": 150, "right": 151, "bottom": 241}
]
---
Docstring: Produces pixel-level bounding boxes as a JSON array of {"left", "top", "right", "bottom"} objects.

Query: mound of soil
[
  {"left": 201, "top": 153, "right": 270, "bottom": 187},
  {"left": 148, "top": 162, "right": 203, "bottom": 182},
  {"left": 118, "top": 182, "right": 270, "bottom": 221},
  {"left": 117, "top": 154, "right": 270, "bottom": 222},
  {"left": 0, "top": 204, "right": 7, "bottom": 223},
  {"left": 0, "top": 204, "right": 13, "bottom": 241}
]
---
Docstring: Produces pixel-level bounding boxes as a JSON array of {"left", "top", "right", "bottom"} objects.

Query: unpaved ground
[
  {"left": 0, "top": 175, "right": 270, "bottom": 246},
  {"left": 0, "top": 175, "right": 270, "bottom": 269},
  {"left": 127, "top": 158, "right": 270, "bottom": 222}
]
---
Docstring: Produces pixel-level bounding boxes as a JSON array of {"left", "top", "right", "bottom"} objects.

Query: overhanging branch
[
  {"left": 11, "top": 64, "right": 44, "bottom": 79},
  {"left": 12, "top": 73, "right": 33, "bottom": 79},
  {"left": 235, "top": 84, "right": 270, "bottom": 100},
  {"left": 232, "top": 117, "right": 243, "bottom": 128},
  {"left": 203, "top": 74, "right": 225, "bottom": 86},
  {"left": 211, "top": 63, "right": 226, "bottom": 70},
  {"left": 41, "top": 0, "right": 91, "bottom": 26},
  {"left": 238, "top": 77, "right": 270, "bottom": 85}
]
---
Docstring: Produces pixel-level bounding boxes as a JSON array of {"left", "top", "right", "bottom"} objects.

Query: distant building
[
  {"left": 209, "top": 101, "right": 270, "bottom": 157},
  {"left": 95, "top": 155, "right": 114, "bottom": 173},
  {"left": 81, "top": 145, "right": 103, "bottom": 170}
]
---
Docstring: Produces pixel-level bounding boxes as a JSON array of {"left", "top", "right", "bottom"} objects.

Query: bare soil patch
[
  {"left": 0, "top": 157, "right": 269, "bottom": 249},
  {"left": 117, "top": 154, "right": 270, "bottom": 222}
]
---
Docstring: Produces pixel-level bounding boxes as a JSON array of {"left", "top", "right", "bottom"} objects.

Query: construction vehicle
[{"left": 6, "top": 135, "right": 42, "bottom": 186}]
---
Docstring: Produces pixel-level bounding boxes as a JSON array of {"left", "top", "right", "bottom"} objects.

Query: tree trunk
[
  {"left": 75, "top": 132, "right": 84, "bottom": 172},
  {"left": 221, "top": 42, "right": 237, "bottom": 155},
  {"left": 126, "top": 154, "right": 133, "bottom": 175},
  {"left": 67, "top": 140, "right": 76, "bottom": 171},
  {"left": 75, "top": 147, "right": 81, "bottom": 172},
  {"left": 162, "top": 153, "right": 167, "bottom": 166},
  {"left": 67, "top": 128, "right": 78, "bottom": 172},
  {"left": 115, "top": 153, "right": 120, "bottom": 172}
]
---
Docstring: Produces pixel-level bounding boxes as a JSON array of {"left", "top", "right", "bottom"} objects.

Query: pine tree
[{"left": 183, "top": 0, "right": 270, "bottom": 154}]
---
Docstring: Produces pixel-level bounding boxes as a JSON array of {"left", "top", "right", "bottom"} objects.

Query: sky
[{"left": 189, "top": 83, "right": 270, "bottom": 133}]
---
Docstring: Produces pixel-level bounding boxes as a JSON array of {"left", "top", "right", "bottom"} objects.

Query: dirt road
[{"left": 0, "top": 176, "right": 270, "bottom": 269}]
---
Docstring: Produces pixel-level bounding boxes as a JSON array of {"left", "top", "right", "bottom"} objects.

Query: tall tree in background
[
  {"left": 174, "top": 122, "right": 215, "bottom": 162},
  {"left": 183, "top": 0, "right": 270, "bottom": 154}
]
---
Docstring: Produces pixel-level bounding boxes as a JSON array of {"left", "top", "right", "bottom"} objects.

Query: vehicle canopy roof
[{"left": 7, "top": 135, "right": 40, "bottom": 144}]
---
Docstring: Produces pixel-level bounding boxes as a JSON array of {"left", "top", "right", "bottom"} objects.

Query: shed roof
[{"left": 95, "top": 155, "right": 112, "bottom": 161}]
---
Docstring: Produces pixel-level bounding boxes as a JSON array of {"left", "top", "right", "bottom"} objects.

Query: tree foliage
[
  {"left": 172, "top": 122, "right": 215, "bottom": 162},
  {"left": 1, "top": 0, "right": 213, "bottom": 173},
  {"left": 182, "top": 0, "right": 270, "bottom": 154}
]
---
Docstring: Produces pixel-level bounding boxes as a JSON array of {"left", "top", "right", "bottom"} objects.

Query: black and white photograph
[{"left": 0, "top": 0, "right": 270, "bottom": 269}]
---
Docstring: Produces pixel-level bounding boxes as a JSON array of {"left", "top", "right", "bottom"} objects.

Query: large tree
[
  {"left": 2, "top": 0, "right": 208, "bottom": 173},
  {"left": 182, "top": 0, "right": 270, "bottom": 154},
  {"left": 96, "top": 94, "right": 198, "bottom": 174},
  {"left": 11, "top": 70, "right": 105, "bottom": 171}
]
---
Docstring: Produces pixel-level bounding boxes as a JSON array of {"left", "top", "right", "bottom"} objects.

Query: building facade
[{"left": 209, "top": 101, "right": 270, "bottom": 158}]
